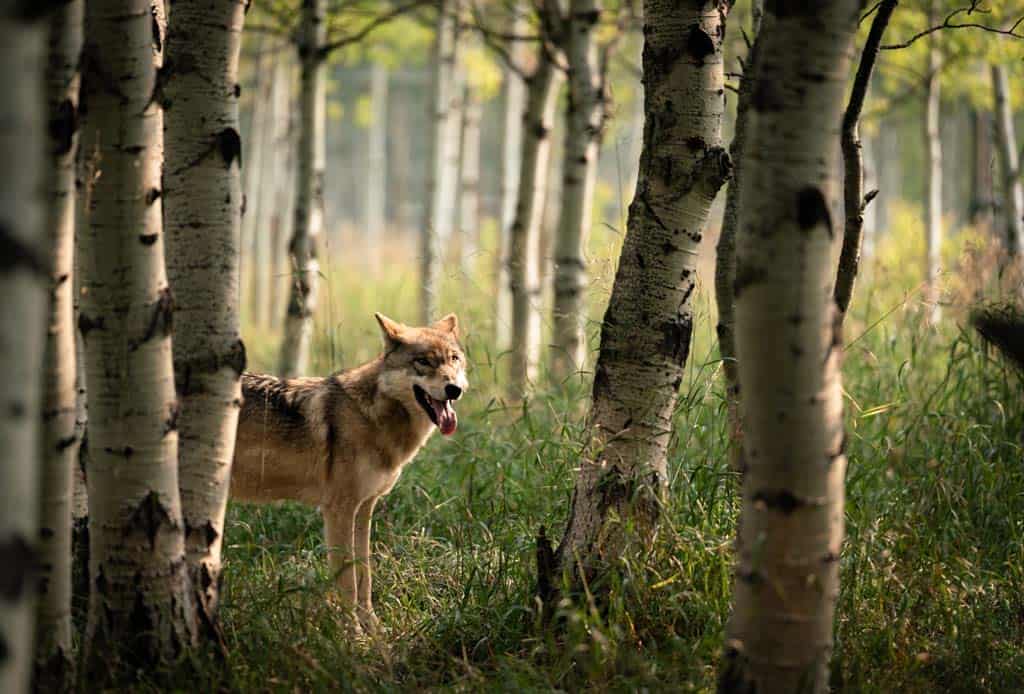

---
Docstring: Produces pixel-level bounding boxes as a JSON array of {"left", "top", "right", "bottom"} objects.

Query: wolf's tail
[{"left": 971, "top": 303, "right": 1024, "bottom": 373}]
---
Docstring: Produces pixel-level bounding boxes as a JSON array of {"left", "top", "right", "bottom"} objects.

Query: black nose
[{"left": 445, "top": 384, "right": 462, "bottom": 400}]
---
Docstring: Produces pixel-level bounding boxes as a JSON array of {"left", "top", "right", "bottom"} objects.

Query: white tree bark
[
  {"left": 365, "top": 61, "right": 389, "bottom": 271},
  {"left": 279, "top": 0, "right": 326, "bottom": 376},
  {"left": 547, "top": 0, "right": 731, "bottom": 594},
  {"left": 550, "top": 0, "right": 604, "bottom": 382},
  {"left": 35, "top": 0, "right": 83, "bottom": 686},
  {"left": 719, "top": 3, "right": 857, "bottom": 692},
  {"left": 923, "top": 16, "right": 942, "bottom": 325},
  {"left": 79, "top": 0, "right": 195, "bottom": 674},
  {"left": 163, "top": 0, "right": 246, "bottom": 639},
  {"left": 495, "top": 3, "right": 528, "bottom": 351},
  {"left": 991, "top": 64, "right": 1023, "bottom": 261},
  {"left": 420, "top": 0, "right": 462, "bottom": 324},
  {"left": 0, "top": 5, "right": 48, "bottom": 692},
  {"left": 507, "top": 24, "right": 564, "bottom": 400},
  {"left": 457, "top": 83, "right": 482, "bottom": 279}
]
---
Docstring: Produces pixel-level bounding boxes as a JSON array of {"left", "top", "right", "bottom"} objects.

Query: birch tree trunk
[
  {"left": 714, "top": 0, "right": 761, "bottom": 470},
  {"left": 365, "top": 62, "right": 389, "bottom": 271},
  {"left": 991, "top": 64, "right": 1023, "bottom": 262},
  {"left": 969, "top": 107, "right": 994, "bottom": 228},
  {"left": 457, "top": 83, "right": 481, "bottom": 278},
  {"left": 34, "top": 0, "right": 83, "bottom": 686},
  {"left": 279, "top": 0, "right": 326, "bottom": 376},
  {"left": 550, "top": 0, "right": 603, "bottom": 383},
  {"left": 420, "top": 0, "right": 462, "bottom": 324},
  {"left": 923, "top": 15, "right": 942, "bottom": 325},
  {"left": 546, "top": 0, "right": 731, "bottom": 595},
  {"left": 79, "top": 0, "right": 195, "bottom": 674},
  {"left": 495, "top": 3, "right": 527, "bottom": 350},
  {"left": 507, "top": 37, "right": 563, "bottom": 400},
  {"left": 717, "top": 3, "right": 858, "bottom": 692},
  {"left": 249, "top": 53, "right": 278, "bottom": 328},
  {"left": 0, "top": 6, "right": 49, "bottom": 692},
  {"left": 269, "top": 60, "right": 296, "bottom": 331},
  {"left": 163, "top": 0, "right": 246, "bottom": 640},
  {"left": 241, "top": 41, "right": 269, "bottom": 325}
]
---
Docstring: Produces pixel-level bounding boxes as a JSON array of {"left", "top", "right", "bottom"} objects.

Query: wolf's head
[{"left": 375, "top": 312, "right": 468, "bottom": 436}]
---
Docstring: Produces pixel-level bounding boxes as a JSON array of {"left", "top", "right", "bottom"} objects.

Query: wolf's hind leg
[
  {"left": 355, "top": 496, "right": 380, "bottom": 633},
  {"left": 324, "top": 503, "right": 359, "bottom": 613}
]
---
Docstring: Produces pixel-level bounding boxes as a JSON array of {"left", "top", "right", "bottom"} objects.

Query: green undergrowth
[{"left": 150, "top": 222, "right": 1024, "bottom": 692}]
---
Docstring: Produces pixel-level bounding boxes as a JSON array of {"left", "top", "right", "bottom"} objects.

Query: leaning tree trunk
[
  {"left": 507, "top": 45, "right": 563, "bottom": 400},
  {"left": 923, "top": 13, "right": 942, "bottom": 325},
  {"left": 495, "top": 2, "right": 527, "bottom": 350},
  {"left": 365, "top": 61, "right": 388, "bottom": 272},
  {"left": 991, "top": 64, "right": 1023, "bottom": 262},
  {"left": 34, "top": 0, "right": 83, "bottom": 687},
  {"left": 0, "top": 6, "right": 49, "bottom": 693},
  {"left": 279, "top": 0, "right": 326, "bottom": 377},
  {"left": 546, "top": 0, "right": 731, "bottom": 596},
  {"left": 833, "top": 0, "right": 897, "bottom": 320},
  {"left": 163, "top": 0, "right": 246, "bottom": 641},
  {"left": 550, "top": 0, "right": 604, "bottom": 383},
  {"left": 714, "top": 0, "right": 762, "bottom": 470},
  {"left": 420, "top": 0, "right": 462, "bottom": 324},
  {"left": 717, "top": 3, "right": 858, "bottom": 693},
  {"left": 79, "top": 0, "right": 195, "bottom": 676},
  {"left": 457, "top": 83, "right": 482, "bottom": 279}
]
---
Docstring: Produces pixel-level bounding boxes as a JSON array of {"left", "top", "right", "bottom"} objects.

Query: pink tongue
[{"left": 433, "top": 399, "right": 457, "bottom": 436}]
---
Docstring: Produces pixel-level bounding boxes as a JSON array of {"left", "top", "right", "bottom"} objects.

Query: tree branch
[
  {"left": 319, "top": 0, "right": 432, "bottom": 57},
  {"left": 881, "top": 5, "right": 1024, "bottom": 50}
]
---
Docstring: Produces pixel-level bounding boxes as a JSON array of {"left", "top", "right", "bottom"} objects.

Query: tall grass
[{"left": 165, "top": 208, "right": 1024, "bottom": 692}]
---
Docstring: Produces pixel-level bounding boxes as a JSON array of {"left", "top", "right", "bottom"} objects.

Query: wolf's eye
[
  {"left": 451, "top": 354, "right": 460, "bottom": 363},
  {"left": 414, "top": 357, "right": 431, "bottom": 367}
]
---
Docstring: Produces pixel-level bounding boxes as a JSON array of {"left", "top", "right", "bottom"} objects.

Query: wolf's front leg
[
  {"left": 323, "top": 503, "right": 359, "bottom": 616},
  {"left": 354, "top": 496, "right": 380, "bottom": 633}
]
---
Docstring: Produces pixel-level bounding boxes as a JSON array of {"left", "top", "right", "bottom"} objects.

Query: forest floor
[{"left": 154, "top": 214, "right": 1024, "bottom": 692}]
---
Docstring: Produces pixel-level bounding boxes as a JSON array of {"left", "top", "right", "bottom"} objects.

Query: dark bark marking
[
  {"left": 145, "top": 187, "right": 161, "bottom": 205},
  {"left": 0, "top": 222, "right": 48, "bottom": 276},
  {"left": 733, "top": 264, "right": 766, "bottom": 299},
  {"left": 216, "top": 128, "right": 242, "bottom": 169},
  {"left": 128, "top": 491, "right": 174, "bottom": 550},
  {"left": 77, "top": 312, "right": 104, "bottom": 339},
  {"left": 163, "top": 400, "right": 179, "bottom": 437},
  {"left": 687, "top": 26, "right": 716, "bottom": 63},
  {"left": 56, "top": 435, "right": 77, "bottom": 451},
  {"left": 176, "top": 339, "right": 246, "bottom": 396},
  {"left": 0, "top": 534, "right": 36, "bottom": 600},
  {"left": 103, "top": 446, "right": 133, "bottom": 458},
  {"left": 49, "top": 98, "right": 78, "bottom": 156},
  {"left": 39, "top": 526, "right": 54, "bottom": 540},
  {"left": 138, "top": 286, "right": 174, "bottom": 346},
  {"left": 150, "top": 4, "right": 162, "bottom": 52},
  {"left": 752, "top": 489, "right": 803, "bottom": 514},
  {"left": 796, "top": 186, "right": 833, "bottom": 236},
  {"left": 139, "top": 233, "right": 158, "bottom": 245},
  {"left": 685, "top": 136, "right": 706, "bottom": 152},
  {"left": 187, "top": 519, "right": 219, "bottom": 549}
]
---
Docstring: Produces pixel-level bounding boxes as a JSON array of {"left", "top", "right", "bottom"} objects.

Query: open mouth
[{"left": 413, "top": 385, "right": 458, "bottom": 436}]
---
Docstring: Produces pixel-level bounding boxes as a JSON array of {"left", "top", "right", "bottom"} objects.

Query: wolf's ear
[
  {"left": 432, "top": 313, "right": 459, "bottom": 337},
  {"left": 375, "top": 313, "right": 405, "bottom": 346}
]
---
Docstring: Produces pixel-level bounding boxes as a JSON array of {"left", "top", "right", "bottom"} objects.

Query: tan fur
[{"left": 230, "top": 313, "right": 468, "bottom": 632}]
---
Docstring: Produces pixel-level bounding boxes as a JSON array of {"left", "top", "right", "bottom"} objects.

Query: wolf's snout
[{"left": 445, "top": 384, "right": 462, "bottom": 400}]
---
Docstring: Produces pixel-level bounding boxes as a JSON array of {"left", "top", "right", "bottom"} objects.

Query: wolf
[{"left": 229, "top": 313, "right": 467, "bottom": 632}]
